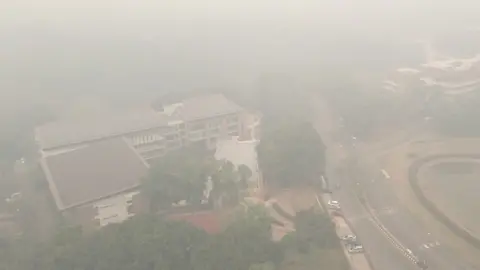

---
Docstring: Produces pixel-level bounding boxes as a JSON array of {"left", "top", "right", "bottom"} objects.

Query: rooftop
[
  {"left": 41, "top": 138, "right": 149, "bottom": 210},
  {"left": 36, "top": 94, "right": 244, "bottom": 150},
  {"left": 168, "top": 211, "right": 223, "bottom": 234}
]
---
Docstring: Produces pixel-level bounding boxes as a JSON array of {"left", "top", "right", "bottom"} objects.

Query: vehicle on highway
[
  {"left": 340, "top": 234, "right": 357, "bottom": 243},
  {"left": 327, "top": 200, "right": 340, "bottom": 209},
  {"left": 416, "top": 259, "right": 428, "bottom": 270},
  {"left": 347, "top": 243, "right": 364, "bottom": 253},
  {"left": 5, "top": 192, "right": 22, "bottom": 203}
]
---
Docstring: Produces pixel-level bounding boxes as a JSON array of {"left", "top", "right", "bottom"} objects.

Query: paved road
[
  {"left": 313, "top": 94, "right": 479, "bottom": 270},
  {"left": 353, "top": 150, "right": 478, "bottom": 270},
  {"left": 330, "top": 161, "right": 418, "bottom": 270},
  {"left": 312, "top": 96, "right": 419, "bottom": 270}
]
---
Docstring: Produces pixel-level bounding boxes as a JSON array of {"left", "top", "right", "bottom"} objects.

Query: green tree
[
  {"left": 210, "top": 160, "right": 246, "bottom": 207},
  {"left": 142, "top": 145, "right": 215, "bottom": 211},
  {"left": 237, "top": 164, "right": 253, "bottom": 189},
  {"left": 191, "top": 205, "right": 280, "bottom": 270},
  {"left": 257, "top": 121, "right": 326, "bottom": 189},
  {"left": 294, "top": 209, "right": 339, "bottom": 250}
]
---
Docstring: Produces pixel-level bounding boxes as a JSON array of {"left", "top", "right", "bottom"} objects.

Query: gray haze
[{"left": 2, "top": 1, "right": 479, "bottom": 112}]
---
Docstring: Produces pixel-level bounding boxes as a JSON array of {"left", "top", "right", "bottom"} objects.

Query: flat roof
[
  {"left": 41, "top": 138, "right": 149, "bottom": 210},
  {"left": 36, "top": 94, "right": 243, "bottom": 150}
]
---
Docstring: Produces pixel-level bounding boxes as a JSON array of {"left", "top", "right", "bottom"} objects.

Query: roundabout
[{"left": 409, "top": 154, "right": 480, "bottom": 249}]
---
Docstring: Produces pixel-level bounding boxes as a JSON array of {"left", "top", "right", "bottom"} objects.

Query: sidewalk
[{"left": 320, "top": 193, "right": 373, "bottom": 270}]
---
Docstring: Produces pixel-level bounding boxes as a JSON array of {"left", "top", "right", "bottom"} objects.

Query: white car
[
  {"left": 327, "top": 200, "right": 340, "bottom": 209},
  {"left": 340, "top": 234, "right": 357, "bottom": 242},
  {"left": 347, "top": 243, "right": 364, "bottom": 253}
]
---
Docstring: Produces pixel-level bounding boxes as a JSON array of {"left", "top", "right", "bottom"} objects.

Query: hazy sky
[{"left": 1, "top": 1, "right": 479, "bottom": 111}]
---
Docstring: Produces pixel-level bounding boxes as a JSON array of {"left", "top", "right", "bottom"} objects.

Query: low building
[{"left": 40, "top": 138, "right": 149, "bottom": 228}]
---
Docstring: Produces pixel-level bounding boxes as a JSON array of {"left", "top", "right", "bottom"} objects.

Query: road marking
[
  {"left": 363, "top": 196, "right": 419, "bottom": 264},
  {"left": 371, "top": 207, "right": 396, "bottom": 216},
  {"left": 381, "top": 169, "right": 391, "bottom": 179},
  {"left": 420, "top": 241, "right": 440, "bottom": 250}
]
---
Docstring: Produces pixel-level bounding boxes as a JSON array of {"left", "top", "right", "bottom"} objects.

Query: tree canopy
[
  {"left": 143, "top": 145, "right": 251, "bottom": 211},
  {"left": 1, "top": 207, "right": 282, "bottom": 270},
  {"left": 142, "top": 145, "right": 215, "bottom": 211},
  {"left": 257, "top": 121, "right": 326, "bottom": 189}
]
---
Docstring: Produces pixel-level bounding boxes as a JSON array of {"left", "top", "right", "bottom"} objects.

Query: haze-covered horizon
[{"left": 1, "top": 1, "right": 479, "bottom": 113}]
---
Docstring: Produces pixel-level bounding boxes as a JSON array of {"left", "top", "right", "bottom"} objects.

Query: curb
[
  {"left": 317, "top": 193, "right": 375, "bottom": 270},
  {"left": 341, "top": 210, "right": 378, "bottom": 270},
  {"left": 360, "top": 193, "right": 418, "bottom": 264},
  {"left": 409, "top": 154, "right": 480, "bottom": 250}
]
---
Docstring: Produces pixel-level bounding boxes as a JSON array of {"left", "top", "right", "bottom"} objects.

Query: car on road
[
  {"left": 327, "top": 200, "right": 340, "bottom": 209},
  {"left": 416, "top": 259, "right": 428, "bottom": 270},
  {"left": 5, "top": 192, "right": 22, "bottom": 203},
  {"left": 347, "top": 243, "right": 364, "bottom": 253},
  {"left": 340, "top": 234, "right": 357, "bottom": 243}
]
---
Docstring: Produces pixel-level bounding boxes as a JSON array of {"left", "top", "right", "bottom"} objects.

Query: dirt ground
[
  {"left": 271, "top": 188, "right": 319, "bottom": 215},
  {"left": 382, "top": 138, "right": 480, "bottom": 267},
  {"left": 266, "top": 188, "right": 321, "bottom": 242}
]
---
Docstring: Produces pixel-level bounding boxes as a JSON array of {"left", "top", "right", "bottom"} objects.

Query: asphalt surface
[
  {"left": 353, "top": 149, "right": 478, "bottom": 270},
  {"left": 312, "top": 96, "right": 419, "bottom": 270},
  {"left": 312, "top": 95, "right": 476, "bottom": 270}
]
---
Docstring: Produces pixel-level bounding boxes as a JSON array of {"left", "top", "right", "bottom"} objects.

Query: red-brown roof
[{"left": 168, "top": 211, "right": 223, "bottom": 234}]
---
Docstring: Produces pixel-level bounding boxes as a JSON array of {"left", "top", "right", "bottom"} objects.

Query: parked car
[
  {"left": 340, "top": 234, "right": 357, "bottom": 243},
  {"left": 416, "top": 259, "right": 428, "bottom": 270},
  {"left": 327, "top": 200, "right": 340, "bottom": 209},
  {"left": 347, "top": 243, "right": 364, "bottom": 253}
]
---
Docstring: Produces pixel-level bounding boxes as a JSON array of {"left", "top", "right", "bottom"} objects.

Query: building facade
[
  {"left": 36, "top": 94, "right": 247, "bottom": 161},
  {"left": 126, "top": 111, "right": 243, "bottom": 161}
]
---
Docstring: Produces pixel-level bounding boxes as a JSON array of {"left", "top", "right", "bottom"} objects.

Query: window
[
  {"left": 228, "top": 115, "right": 238, "bottom": 123},
  {"left": 228, "top": 124, "right": 238, "bottom": 131},
  {"left": 189, "top": 122, "right": 205, "bottom": 131}
]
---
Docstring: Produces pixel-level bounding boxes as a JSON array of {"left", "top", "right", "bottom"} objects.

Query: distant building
[
  {"left": 386, "top": 54, "right": 480, "bottom": 96},
  {"left": 36, "top": 94, "right": 247, "bottom": 161}
]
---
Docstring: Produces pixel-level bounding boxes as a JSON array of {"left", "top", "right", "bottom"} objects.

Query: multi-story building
[
  {"left": 36, "top": 94, "right": 250, "bottom": 228},
  {"left": 36, "top": 94, "right": 246, "bottom": 161}
]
